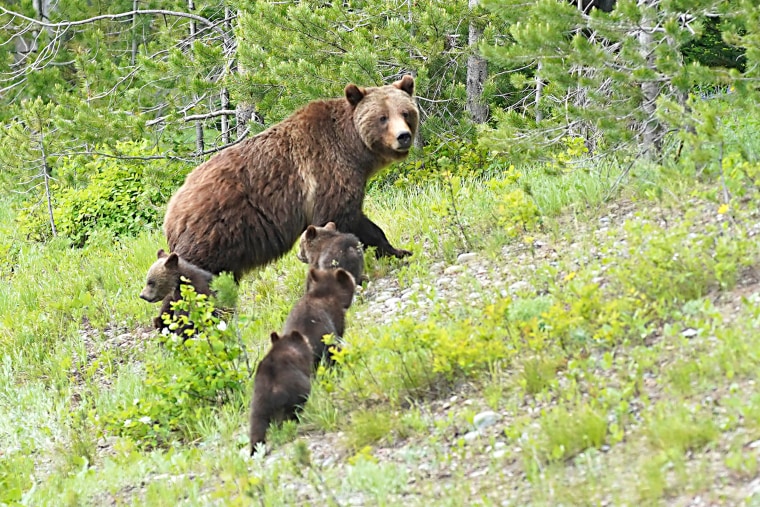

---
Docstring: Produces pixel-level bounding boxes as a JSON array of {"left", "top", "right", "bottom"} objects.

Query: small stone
[
  {"left": 473, "top": 411, "right": 500, "bottom": 430},
  {"left": 385, "top": 297, "right": 402, "bottom": 307},
  {"left": 374, "top": 292, "right": 392, "bottom": 303},
  {"left": 493, "top": 449, "right": 507, "bottom": 460},
  {"left": 444, "top": 265, "right": 464, "bottom": 275},
  {"left": 682, "top": 328, "right": 698, "bottom": 338},
  {"left": 463, "top": 430, "right": 480, "bottom": 442},
  {"left": 509, "top": 280, "right": 530, "bottom": 292},
  {"left": 457, "top": 252, "right": 478, "bottom": 264}
]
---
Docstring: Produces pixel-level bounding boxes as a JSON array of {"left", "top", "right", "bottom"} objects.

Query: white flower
[
  {"left": 161, "top": 327, "right": 170, "bottom": 336},
  {"left": 133, "top": 398, "right": 140, "bottom": 406},
  {"left": 217, "top": 320, "right": 227, "bottom": 331},
  {"left": 139, "top": 416, "right": 151, "bottom": 425},
  {"left": 124, "top": 419, "right": 132, "bottom": 427}
]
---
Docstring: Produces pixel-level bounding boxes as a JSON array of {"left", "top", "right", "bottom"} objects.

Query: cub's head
[
  {"left": 297, "top": 222, "right": 338, "bottom": 263},
  {"left": 139, "top": 249, "right": 181, "bottom": 303},
  {"left": 305, "top": 267, "right": 356, "bottom": 309},
  {"left": 345, "top": 75, "right": 419, "bottom": 166}
]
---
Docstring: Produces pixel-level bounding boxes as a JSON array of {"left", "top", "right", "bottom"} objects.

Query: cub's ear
[
  {"left": 306, "top": 267, "right": 321, "bottom": 291},
  {"left": 345, "top": 84, "right": 365, "bottom": 106},
  {"left": 335, "top": 268, "right": 356, "bottom": 290},
  {"left": 270, "top": 331, "right": 280, "bottom": 343},
  {"left": 304, "top": 225, "right": 318, "bottom": 241},
  {"left": 157, "top": 248, "right": 167, "bottom": 259},
  {"left": 394, "top": 75, "right": 414, "bottom": 96},
  {"left": 165, "top": 252, "right": 180, "bottom": 269},
  {"left": 324, "top": 222, "right": 337, "bottom": 231}
]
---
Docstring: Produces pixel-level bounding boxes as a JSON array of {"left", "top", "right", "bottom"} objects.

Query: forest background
[{"left": 1, "top": 1, "right": 760, "bottom": 505}]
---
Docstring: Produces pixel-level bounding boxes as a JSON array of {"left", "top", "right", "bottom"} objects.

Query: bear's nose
[{"left": 396, "top": 132, "right": 412, "bottom": 149}]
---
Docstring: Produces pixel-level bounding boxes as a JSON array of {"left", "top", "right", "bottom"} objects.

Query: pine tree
[{"left": 480, "top": 0, "right": 759, "bottom": 162}]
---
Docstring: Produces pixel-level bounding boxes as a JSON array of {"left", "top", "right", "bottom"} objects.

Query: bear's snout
[
  {"left": 140, "top": 292, "right": 158, "bottom": 303},
  {"left": 396, "top": 132, "right": 412, "bottom": 149}
]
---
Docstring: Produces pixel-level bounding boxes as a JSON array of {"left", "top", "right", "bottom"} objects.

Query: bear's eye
[
  {"left": 402, "top": 111, "right": 409, "bottom": 119},
  {"left": 147, "top": 280, "right": 154, "bottom": 287},
  {"left": 379, "top": 115, "right": 388, "bottom": 124}
]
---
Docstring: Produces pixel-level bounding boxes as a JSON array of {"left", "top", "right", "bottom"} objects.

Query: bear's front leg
[{"left": 346, "top": 213, "right": 412, "bottom": 259}]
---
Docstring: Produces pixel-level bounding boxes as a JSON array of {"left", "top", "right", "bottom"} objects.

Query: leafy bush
[
  {"left": 100, "top": 284, "right": 249, "bottom": 446},
  {"left": 329, "top": 298, "right": 515, "bottom": 407},
  {"left": 17, "top": 141, "right": 189, "bottom": 246}
]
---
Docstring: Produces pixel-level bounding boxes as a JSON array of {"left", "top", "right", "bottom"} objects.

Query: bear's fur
[
  {"left": 249, "top": 330, "right": 313, "bottom": 453},
  {"left": 139, "top": 249, "right": 214, "bottom": 330},
  {"left": 297, "top": 221, "right": 366, "bottom": 284},
  {"left": 282, "top": 267, "right": 356, "bottom": 367},
  {"left": 164, "top": 76, "right": 418, "bottom": 281}
]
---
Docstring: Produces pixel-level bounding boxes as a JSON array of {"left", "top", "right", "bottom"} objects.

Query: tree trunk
[
  {"left": 637, "top": 6, "right": 663, "bottom": 157},
  {"left": 188, "top": 0, "right": 204, "bottom": 155},
  {"left": 535, "top": 60, "right": 544, "bottom": 123},
  {"left": 466, "top": 0, "right": 488, "bottom": 124},
  {"left": 131, "top": 0, "right": 139, "bottom": 66}
]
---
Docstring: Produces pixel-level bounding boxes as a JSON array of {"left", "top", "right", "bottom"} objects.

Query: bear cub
[
  {"left": 249, "top": 330, "right": 313, "bottom": 453},
  {"left": 139, "top": 249, "right": 214, "bottom": 330},
  {"left": 283, "top": 267, "right": 356, "bottom": 367},
  {"left": 297, "top": 221, "right": 366, "bottom": 285}
]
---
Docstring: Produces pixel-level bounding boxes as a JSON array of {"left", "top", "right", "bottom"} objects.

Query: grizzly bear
[
  {"left": 282, "top": 267, "right": 356, "bottom": 367},
  {"left": 139, "top": 249, "right": 214, "bottom": 330},
  {"left": 297, "top": 221, "right": 366, "bottom": 284},
  {"left": 163, "top": 75, "right": 418, "bottom": 282},
  {"left": 249, "top": 330, "right": 313, "bottom": 453}
]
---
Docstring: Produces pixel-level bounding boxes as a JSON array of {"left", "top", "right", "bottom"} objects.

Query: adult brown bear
[{"left": 164, "top": 76, "right": 418, "bottom": 281}]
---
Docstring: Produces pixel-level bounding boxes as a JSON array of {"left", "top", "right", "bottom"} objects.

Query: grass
[{"left": 2, "top": 104, "right": 760, "bottom": 505}]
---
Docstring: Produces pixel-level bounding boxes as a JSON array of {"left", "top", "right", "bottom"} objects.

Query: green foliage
[
  {"left": 16, "top": 142, "right": 188, "bottom": 245},
  {"left": 330, "top": 299, "right": 515, "bottom": 408},
  {"left": 480, "top": 0, "right": 758, "bottom": 160},
  {"left": 0, "top": 450, "right": 35, "bottom": 505},
  {"left": 101, "top": 284, "right": 248, "bottom": 447},
  {"left": 233, "top": 0, "right": 509, "bottom": 142},
  {"left": 646, "top": 404, "right": 719, "bottom": 456},
  {"left": 534, "top": 402, "right": 608, "bottom": 463},
  {"left": 486, "top": 166, "right": 542, "bottom": 238}
]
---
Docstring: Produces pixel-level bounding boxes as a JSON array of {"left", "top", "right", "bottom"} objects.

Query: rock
[
  {"left": 385, "top": 297, "right": 402, "bottom": 308},
  {"left": 509, "top": 280, "right": 530, "bottom": 292},
  {"left": 473, "top": 411, "right": 500, "bottom": 430},
  {"left": 374, "top": 292, "right": 392, "bottom": 303},
  {"left": 444, "top": 265, "right": 464, "bottom": 275},
  {"left": 493, "top": 449, "right": 507, "bottom": 460},
  {"left": 457, "top": 252, "right": 478, "bottom": 264},
  {"left": 682, "top": 328, "right": 698, "bottom": 338},
  {"left": 463, "top": 430, "right": 480, "bottom": 442}
]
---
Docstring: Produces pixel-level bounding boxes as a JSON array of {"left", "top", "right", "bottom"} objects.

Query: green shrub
[
  {"left": 100, "top": 284, "right": 249, "bottom": 446},
  {"left": 17, "top": 141, "right": 189, "bottom": 245}
]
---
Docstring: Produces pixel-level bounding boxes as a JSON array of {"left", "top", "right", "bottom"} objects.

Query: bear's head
[
  {"left": 297, "top": 221, "right": 338, "bottom": 263},
  {"left": 270, "top": 330, "right": 312, "bottom": 350},
  {"left": 139, "top": 249, "right": 180, "bottom": 303},
  {"left": 345, "top": 75, "right": 419, "bottom": 166},
  {"left": 305, "top": 267, "right": 356, "bottom": 310}
]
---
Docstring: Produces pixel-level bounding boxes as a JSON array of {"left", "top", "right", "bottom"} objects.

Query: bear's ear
[
  {"left": 304, "top": 225, "right": 318, "bottom": 241},
  {"left": 345, "top": 84, "right": 365, "bottom": 106},
  {"left": 324, "top": 222, "right": 337, "bottom": 231},
  {"left": 270, "top": 331, "right": 280, "bottom": 343},
  {"left": 157, "top": 248, "right": 167, "bottom": 259},
  {"left": 394, "top": 75, "right": 414, "bottom": 96},
  {"left": 335, "top": 268, "right": 356, "bottom": 291},
  {"left": 306, "top": 267, "right": 320, "bottom": 291},
  {"left": 165, "top": 253, "right": 180, "bottom": 269}
]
